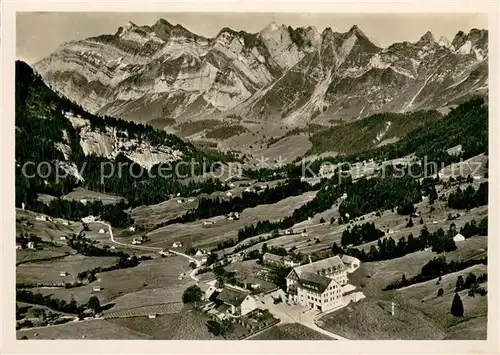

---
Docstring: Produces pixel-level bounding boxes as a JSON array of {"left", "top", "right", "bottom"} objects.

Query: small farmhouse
[
  {"left": 81, "top": 215, "right": 96, "bottom": 224},
  {"left": 92, "top": 286, "right": 102, "bottom": 292},
  {"left": 453, "top": 233, "right": 466, "bottom": 242},
  {"left": 98, "top": 228, "right": 106, "bottom": 234},
  {"left": 215, "top": 288, "right": 257, "bottom": 316},
  {"left": 172, "top": 242, "right": 182, "bottom": 248}
]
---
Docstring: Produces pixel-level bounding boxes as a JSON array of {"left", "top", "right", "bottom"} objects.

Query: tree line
[
  {"left": 384, "top": 256, "right": 487, "bottom": 290},
  {"left": 165, "top": 178, "right": 316, "bottom": 225}
]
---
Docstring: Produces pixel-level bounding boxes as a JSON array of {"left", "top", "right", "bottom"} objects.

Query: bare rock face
[
  {"left": 63, "top": 111, "right": 185, "bottom": 170},
  {"left": 35, "top": 20, "right": 488, "bottom": 125}
]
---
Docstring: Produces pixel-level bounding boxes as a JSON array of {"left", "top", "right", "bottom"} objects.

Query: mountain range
[{"left": 34, "top": 19, "right": 488, "bottom": 126}]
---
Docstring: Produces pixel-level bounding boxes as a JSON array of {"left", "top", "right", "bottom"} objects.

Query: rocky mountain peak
[
  {"left": 438, "top": 36, "right": 451, "bottom": 48},
  {"left": 34, "top": 20, "right": 488, "bottom": 125},
  {"left": 417, "top": 31, "right": 436, "bottom": 45},
  {"left": 451, "top": 30, "right": 467, "bottom": 49}
]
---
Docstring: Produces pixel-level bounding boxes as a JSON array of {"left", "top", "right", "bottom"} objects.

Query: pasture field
[
  {"left": 17, "top": 319, "right": 150, "bottom": 340},
  {"left": 17, "top": 254, "right": 119, "bottom": 285},
  {"left": 250, "top": 134, "right": 312, "bottom": 165},
  {"left": 103, "top": 301, "right": 183, "bottom": 318},
  {"left": 231, "top": 181, "right": 487, "bottom": 258},
  {"left": 62, "top": 187, "right": 127, "bottom": 205},
  {"left": 16, "top": 245, "right": 72, "bottom": 265},
  {"left": 251, "top": 323, "right": 332, "bottom": 340},
  {"left": 28, "top": 256, "right": 194, "bottom": 308},
  {"left": 16, "top": 209, "right": 83, "bottom": 243},
  {"left": 141, "top": 191, "right": 317, "bottom": 251},
  {"left": 109, "top": 311, "right": 217, "bottom": 340},
  {"left": 318, "top": 237, "right": 488, "bottom": 340}
]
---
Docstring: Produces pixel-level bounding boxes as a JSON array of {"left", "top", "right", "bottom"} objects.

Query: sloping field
[
  {"left": 16, "top": 209, "right": 83, "bottom": 243},
  {"left": 17, "top": 319, "right": 150, "bottom": 340},
  {"left": 29, "top": 256, "right": 193, "bottom": 306},
  {"left": 142, "top": 191, "right": 317, "bottom": 251},
  {"left": 104, "top": 302, "right": 183, "bottom": 318},
  {"left": 17, "top": 254, "right": 119, "bottom": 285},
  {"left": 62, "top": 187, "right": 127, "bottom": 205},
  {"left": 109, "top": 311, "right": 217, "bottom": 340},
  {"left": 250, "top": 323, "right": 332, "bottom": 340}
]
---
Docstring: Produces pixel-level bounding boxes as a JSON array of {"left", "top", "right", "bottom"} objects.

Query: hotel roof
[{"left": 293, "top": 255, "right": 345, "bottom": 278}]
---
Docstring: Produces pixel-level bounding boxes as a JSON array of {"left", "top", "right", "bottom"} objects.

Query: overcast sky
[{"left": 17, "top": 12, "right": 488, "bottom": 64}]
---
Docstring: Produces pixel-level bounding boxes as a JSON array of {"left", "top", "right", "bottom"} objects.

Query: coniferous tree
[{"left": 451, "top": 293, "right": 464, "bottom": 317}]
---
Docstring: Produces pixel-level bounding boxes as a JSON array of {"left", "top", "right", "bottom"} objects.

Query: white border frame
[{"left": 1, "top": 1, "right": 499, "bottom": 354}]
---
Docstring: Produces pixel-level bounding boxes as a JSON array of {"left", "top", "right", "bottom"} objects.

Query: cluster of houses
[
  {"left": 262, "top": 253, "right": 301, "bottom": 268},
  {"left": 16, "top": 241, "right": 36, "bottom": 250},
  {"left": 132, "top": 235, "right": 147, "bottom": 245},
  {"left": 227, "top": 212, "right": 240, "bottom": 221}
]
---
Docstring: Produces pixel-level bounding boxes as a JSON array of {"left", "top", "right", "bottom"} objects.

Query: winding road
[{"left": 96, "top": 221, "right": 201, "bottom": 282}]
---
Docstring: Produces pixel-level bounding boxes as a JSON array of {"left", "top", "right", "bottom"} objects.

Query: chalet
[
  {"left": 301, "top": 232, "right": 308, "bottom": 237},
  {"left": 92, "top": 286, "right": 102, "bottom": 292},
  {"left": 132, "top": 238, "right": 142, "bottom": 245},
  {"left": 81, "top": 215, "right": 96, "bottom": 224},
  {"left": 215, "top": 288, "right": 257, "bottom": 316},
  {"left": 110, "top": 246, "right": 116, "bottom": 250},
  {"left": 225, "top": 191, "right": 233, "bottom": 197},
  {"left": 177, "top": 199, "right": 184, "bottom": 204},
  {"left": 172, "top": 242, "right": 182, "bottom": 248},
  {"left": 283, "top": 258, "right": 301, "bottom": 268},
  {"left": 244, "top": 188, "right": 254, "bottom": 193},
  {"left": 80, "top": 199, "right": 88, "bottom": 204},
  {"left": 226, "top": 212, "right": 240, "bottom": 221},
  {"left": 203, "top": 220, "right": 214, "bottom": 226},
  {"left": 128, "top": 226, "right": 136, "bottom": 232},
  {"left": 98, "top": 228, "right": 106, "bottom": 234},
  {"left": 229, "top": 183, "right": 235, "bottom": 188},
  {"left": 198, "top": 284, "right": 218, "bottom": 301},
  {"left": 201, "top": 256, "right": 208, "bottom": 264},
  {"left": 60, "top": 271, "right": 68, "bottom": 277},
  {"left": 148, "top": 314, "right": 156, "bottom": 319},
  {"left": 16, "top": 245, "right": 22, "bottom": 250},
  {"left": 263, "top": 252, "right": 300, "bottom": 268},
  {"left": 35, "top": 215, "right": 47, "bottom": 222},
  {"left": 263, "top": 252, "right": 284, "bottom": 267},
  {"left": 62, "top": 220, "right": 69, "bottom": 226},
  {"left": 27, "top": 241, "right": 36, "bottom": 249},
  {"left": 453, "top": 233, "right": 466, "bottom": 242},
  {"left": 195, "top": 250, "right": 205, "bottom": 256}
]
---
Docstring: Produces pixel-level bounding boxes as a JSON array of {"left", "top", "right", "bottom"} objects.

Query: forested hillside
[{"left": 15, "top": 61, "right": 230, "bottom": 226}]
